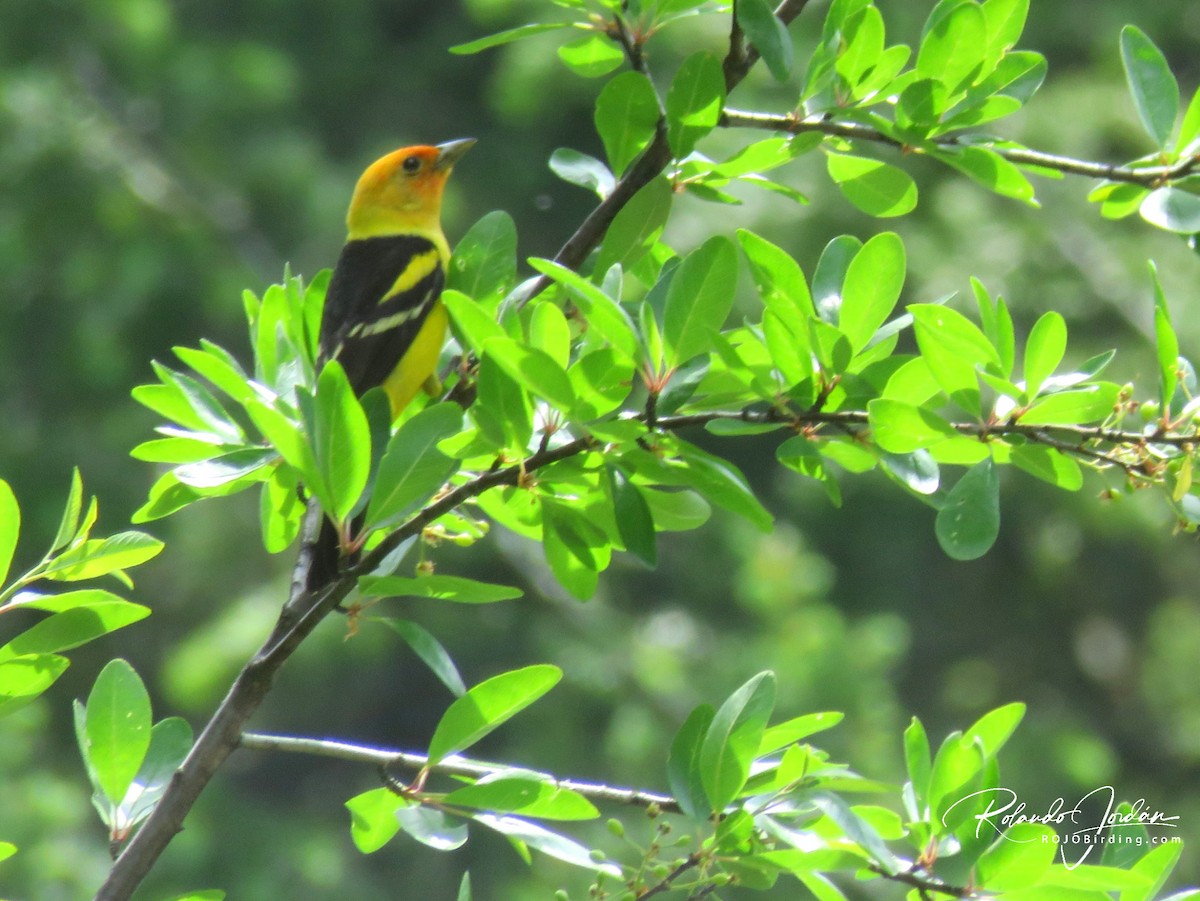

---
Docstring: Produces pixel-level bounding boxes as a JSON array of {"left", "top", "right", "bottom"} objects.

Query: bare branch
[{"left": 239, "top": 732, "right": 680, "bottom": 811}]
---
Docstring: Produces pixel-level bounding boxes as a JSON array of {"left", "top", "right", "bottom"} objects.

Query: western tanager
[{"left": 308, "top": 138, "right": 474, "bottom": 590}]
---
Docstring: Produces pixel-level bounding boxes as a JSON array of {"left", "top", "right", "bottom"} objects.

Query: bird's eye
[{"left": 402, "top": 155, "right": 422, "bottom": 174}]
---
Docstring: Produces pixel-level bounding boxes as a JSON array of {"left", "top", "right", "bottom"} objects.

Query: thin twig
[
  {"left": 720, "top": 108, "right": 1200, "bottom": 186},
  {"left": 638, "top": 854, "right": 703, "bottom": 899},
  {"left": 238, "top": 732, "right": 680, "bottom": 811}
]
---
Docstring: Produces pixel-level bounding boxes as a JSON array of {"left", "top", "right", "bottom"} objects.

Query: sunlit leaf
[{"left": 427, "top": 665, "right": 562, "bottom": 765}]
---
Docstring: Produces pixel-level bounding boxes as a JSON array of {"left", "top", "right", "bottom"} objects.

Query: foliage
[
  {"left": 0, "top": 473, "right": 160, "bottom": 721},
  {"left": 3, "top": 0, "right": 1200, "bottom": 898}
]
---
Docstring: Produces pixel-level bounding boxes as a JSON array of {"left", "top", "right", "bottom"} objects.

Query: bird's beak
[{"left": 435, "top": 138, "right": 476, "bottom": 171}]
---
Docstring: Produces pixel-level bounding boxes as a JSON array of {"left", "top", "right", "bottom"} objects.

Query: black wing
[{"left": 319, "top": 234, "right": 445, "bottom": 396}]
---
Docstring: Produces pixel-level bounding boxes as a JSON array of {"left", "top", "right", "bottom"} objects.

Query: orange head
[{"left": 345, "top": 138, "right": 475, "bottom": 240}]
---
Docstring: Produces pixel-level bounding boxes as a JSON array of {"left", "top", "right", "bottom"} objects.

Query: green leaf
[
  {"left": 0, "top": 654, "right": 70, "bottom": 718},
  {"left": 472, "top": 813, "right": 620, "bottom": 875},
  {"left": 928, "top": 731, "right": 986, "bottom": 825},
  {"left": 1140, "top": 187, "right": 1200, "bottom": 233},
  {"left": 0, "top": 479, "right": 17, "bottom": 585},
  {"left": 827, "top": 155, "right": 917, "bottom": 218},
  {"left": 1121, "top": 842, "right": 1184, "bottom": 901},
  {"left": 528, "top": 258, "right": 639, "bottom": 365},
  {"left": 715, "top": 136, "right": 819, "bottom": 178},
  {"left": 427, "top": 665, "right": 562, "bottom": 765},
  {"left": 174, "top": 344, "right": 255, "bottom": 406},
  {"left": 449, "top": 22, "right": 570, "bottom": 55},
  {"left": 483, "top": 337, "right": 576, "bottom": 411},
  {"left": 549, "top": 148, "right": 615, "bottom": 200},
  {"left": 840, "top": 232, "right": 906, "bottom": 352},
  {"left": 935, "top": 458, "right": 1000, "bottom": 560},
  {"left": 50, "top": 468, "right": 84, "bottom": 554},
  {"left": 571, "top": 348, "right": 635, "bottom": 419},
  {"left": 917, "top": 0, "right": 988, "bottom": 92},
  {"left": 0, "top": 603, "right": 149, "bottom": 659},
  {"left": 982, "top": 0, "right": 1029, "bottom": 66},
  {"left": 1149, "top": 262, "right": 1179, "bottom": 410},
  {"left": 610, "top": 469, "right": 657, "bottom": 566},
  {"left": 245, "top": 398, "right": 320, "bottom": 488},
  {"left": 311, "top": 361, "right": 371, "bottom": 522},
  {"left": 668, "top": 704, "right": 716, "bottom": 820},
  {"left": 260, "top": 469, "right": 304, "bottom": 553},
  {"left": 1009, "top": 445, "right": 1083, "bottom": 491},
  {"left": 909, "top": 303, "right": 999, "bottom": 415},
  {"left": 965, "top": 701, "right": 1025, "bottom": 755},
  {"left": 557, "top": 33, "right": 624, "bottom": 78},
  {"left": 443, "top": 289, "right": 506, "bottom": 356},
  {"left": 1023, "top": 311, "right": 1067, "bottom": 397},
  {"left": 737, "top": 0, "right": 793, "bottom": 81},
  {"left": 365, "top": 404, "right": 462, "bottom": 528},
  {"left": 361, "top": 574, "right": 522, "bottom": 604},
  {"left": 542, "top": 501, "right": 607, "bottom": 599},
  {"left": 447, "top": 211, "right": 518, "bottom": 307},
  {"left": 396, "top": 803, "right": 468, "bottom": 850},
  {"left": 378, "top": 618, "right": 467, "bottom": 697},
  {"left": 674, "top": 440, "right": 773, "bottom": 531},
  {"left": 594, "top": 71, "right": 660, "bottom": 177},
  {"left": 811, "top": 792, "right": 899, "bottom": 873},
  {"left": 904, "top": 716, "right": 932, "bottom": 806},
  {"left": 666, "top": 52, "right": 725, "bottom": 157},
  {"left": 641, "top": 486, "right": 711, "bottom": 531},
  {"left": 759, "top": 711, "right": 843, "bottom": 754},
  {"left": 175, "top": 447, "right": 277, "bottom": 489},
  {"left": 474, "top": 353, "right": 533, "bottom": 451},
  {"left": 446, "top": 777, "right": 598, "bottom": 820},
  {"left": 738, "top": 229, "right": 815, "bottom": 328},
  {"left": 1120, "top": 25, "right": 1179, "bottom": 149},
  {"left": 594, "top": 177, "right": 672, "bottom": 276},
  {"left": 868, "top": 399, "right": 958, "bottom": 453},
  {"left": 663, "top": 235, "right": 739, "bottom": 366},
  {"left": 1179, "top": 84, "right": 1200, "bottom": 151},
  {"left": 122, "top": 716, "right": 194, "bottom": 827},
  {"left": 976, "top": 822, "right": 1057, "bottom": 890},
  {"left": 43, "top": 531, "right": 164, "bottom": 582},
  {"left": 896, "top": 78, "right": 949, "bottom": 134},
  {"left": 83, "top": 659, "right": 152, "bottom": 804},
  {"left": 1019, "top": 384, "right": 1121, "bottom": 425},
  {"left": 345, "top": 787, "right": 405, "bottom": 853},
  {"left": 813, "top": 235, "right": 862, "bottom": 323},
  {"left": 930, "top": 145, "right": 1037, "bottom": 205},
  {"left": 699, "top": 671, "right": 777, "bottom": 810},
  {"left": 835, "top": 5, "right": 885, "bottom": 90}
]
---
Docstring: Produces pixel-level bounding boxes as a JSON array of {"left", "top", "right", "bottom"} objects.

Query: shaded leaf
[
  {"left": 1120, "top": 25, "right": 1179, "bottom": 149},
  {"left": 935, "top": 458, "right": 1000, "bottom": 560}
]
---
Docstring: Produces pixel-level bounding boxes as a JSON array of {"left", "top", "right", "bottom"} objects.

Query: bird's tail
[
  {"left": 306, "top": 514, "right": 343, "bottom": 592},
  {"left": 303, "top": 503, "right": 365, "bottom": 593}
]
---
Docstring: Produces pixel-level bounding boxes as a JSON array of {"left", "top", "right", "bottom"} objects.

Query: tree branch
[
  {"left": 238, "top": 732, "right": 680, "bottom": 811},
  {"left": 97, "top": 384, "right": 1193, "bottom": 898},
  {"left": 720, "top": 108, "right": 1200, "bottom": 186}
]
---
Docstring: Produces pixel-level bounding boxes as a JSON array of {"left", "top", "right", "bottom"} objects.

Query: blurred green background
[{"left": 2, "top": 0, "right": 1199, "bottom": 897}]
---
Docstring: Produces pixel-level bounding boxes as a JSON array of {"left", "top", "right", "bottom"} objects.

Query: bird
[{"left": 306, "top": 138, "right": 475, "bottom": 591}]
